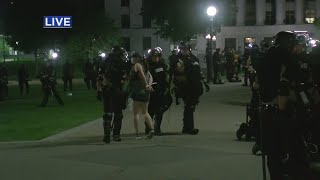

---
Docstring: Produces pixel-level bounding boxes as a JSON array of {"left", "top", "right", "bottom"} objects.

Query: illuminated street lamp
[
  {"left": 100, "top": 52, "right": 106, "bottom": 58},
  {"left": 52, "top": 52, "right": 58, "bottom": 59},
  {"left": 207, "top": 6, "right": 217, "bottom": 17}
]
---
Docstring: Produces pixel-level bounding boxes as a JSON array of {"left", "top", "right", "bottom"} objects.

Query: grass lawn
[{"left": 0, "top": 81, "right": 102, "bottom": 142}]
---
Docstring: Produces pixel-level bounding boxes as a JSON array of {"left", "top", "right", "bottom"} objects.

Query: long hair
[{"left": 140, "top": 57, "right": 149, "bottom": 73}]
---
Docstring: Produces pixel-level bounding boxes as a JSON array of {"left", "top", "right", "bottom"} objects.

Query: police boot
[
  {"left": 112, "top": 113, "right": 123, "bottom": 142},
  {"left": 236, "top": 123, "right": 249, "bottom": 141},
  {"left": 252, "top": 143, "right": 261, "bottom": 155},
  {"left": 103, "top": 114, "right": 112, "bottom": 144}
]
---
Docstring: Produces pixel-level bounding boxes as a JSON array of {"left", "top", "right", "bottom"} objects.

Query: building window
[
  {"left": 245, "top": 0, "right": 256, "bottom": 26},
  {"left": 225, "top": 38, "right": 236, "bottom": 50},
  {"left": 143, "top": 16, "right": 152, "bottom": 28},
  {"left": 224, "top": 0, "right": 236, "bottom": 26},
  {"left": 143, "top": 37, "right": 152, "bottom": 50},
  {"left": 122, "top": 37, "right": 130, "bottom": 51},
  {"left": 121, "top": 0, "right": 129, "bottom": 7},
  {"left": 265, "top": 11, "right": 275, "bottom": 25},
  {"left": 121, "top": 14, "right": 130, "bottom": 28},
  {"left": 284, "top": 11, "right": 295, "bottom": 24}
]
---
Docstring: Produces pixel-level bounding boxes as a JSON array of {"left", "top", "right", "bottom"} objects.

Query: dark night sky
[{"left": 3, "top": 0, "right": 105, "bottom": 18}]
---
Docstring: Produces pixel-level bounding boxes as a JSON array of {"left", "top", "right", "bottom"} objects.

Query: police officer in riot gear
[
  {"left": 257, "top": 31, "right": 314, "bottom": 180},
  {"left": 98, "top": 46, "right": 130, "bottom": 144},
  {"left": 144, "top": 47, "right": 171, "bottom": 135},
  {"left": 171, "top": 42, "right": 209, "bottom": 135},
  {"left": 39, "top": 60, "right": 64, "bottom": 107}
]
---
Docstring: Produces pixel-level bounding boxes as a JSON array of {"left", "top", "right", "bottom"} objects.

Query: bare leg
[{"left": 141, "top": 102, "right": 154, "bottom": 139}]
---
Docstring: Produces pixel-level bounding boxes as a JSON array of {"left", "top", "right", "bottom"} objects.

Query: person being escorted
[
  {"left": 129, "top": 52, "right": 155, "bottom": 139},
  {"left": 98, "top": 46, "right": 131, "bottom": 144},
  {"left": 171, "top": 42, "right": 209, "bottom": 135},
  {"left": 38, "top": 60, "right": 64, "bottom": 107},
  {"left": 144, "top": 47, "right": 172, "bottom": 136}
]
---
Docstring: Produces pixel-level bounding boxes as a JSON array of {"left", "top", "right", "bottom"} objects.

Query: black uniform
[
  {"left": 83, "top": 60, "right": 95, "bottom": 89},
  {"left": 99, "top": 52, "right": 130, "bottom": 143},
  {"left": 172, "top": 52, "right": 204, "bottom": 134},
  {"left": 146, "top": 58, "right": 170, "bottom": 135},
  {"left": 0, "top": 64, "right": 8, "bottom": 100},
  {"left": 62, "top": 62, "right": 73, "bottom": 92},
  {"left": 18, "top": 64, "right": 30, "bottom": 95},
  {"left": 39, "top": 63, "right": 64, "bottom": 107},
  {"left": 257, "top": 32, "right": 314, "bottom": 180}
]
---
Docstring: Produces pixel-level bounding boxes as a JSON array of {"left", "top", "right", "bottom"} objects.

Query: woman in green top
[{"left": 130, "top": 52, "right": 154, "bottom": 139}]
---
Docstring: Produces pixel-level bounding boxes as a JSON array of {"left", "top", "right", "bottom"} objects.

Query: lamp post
[{"left": 206, "top": 6, "right": 217, "bottom": 83}]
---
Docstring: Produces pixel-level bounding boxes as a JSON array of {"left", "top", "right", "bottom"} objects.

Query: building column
[
  {"left": 295, "top": 0, "right": 304, "bottom": 24},
  {"left": 276, "top": 0, "right": 285, "bottom": 25},
  {"left": 256, "top": 0, "right": 266, "bottom": 25},
  {"left": 317, "top": 0, "right": 320, "bottom": 17},
  {"left": 236, "top": 0, "right": 245, "bottom": 26}
]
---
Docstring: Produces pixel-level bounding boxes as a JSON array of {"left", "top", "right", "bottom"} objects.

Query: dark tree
[
  {"left": 4, "top": 0, "right": 120, "bottom": 61},
  {"left": 141, "top": 0, "right": 237, "bottom": 42}
]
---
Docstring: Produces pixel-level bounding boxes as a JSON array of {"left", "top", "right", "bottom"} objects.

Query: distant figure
[
  {"left": 62, "top": 61, "right": 73, "bottom": 92},
  {"left": 0, "top": 64, "right": 8, "bottom": 100},
  {"left": 18, "top": 64, "right": 30, "bottom": 95},
  {"left": 83, "top": 59, "right": 95, "bottom": 90},
  {"left": 39, "top": 61, "right": 64, "bottom": 107}
]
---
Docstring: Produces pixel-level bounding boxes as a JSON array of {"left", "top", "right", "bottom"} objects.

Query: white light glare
[
  {"left": 52, "top": 52, "right": 58, "bottom": 59},
  {"left": 207, "top": 6, "right": 217, "bottom": 17}
]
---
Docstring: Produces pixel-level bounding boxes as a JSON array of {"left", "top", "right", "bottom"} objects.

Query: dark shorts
[{"left": 131, "top": 91, "right": 150, "bottom": 102}]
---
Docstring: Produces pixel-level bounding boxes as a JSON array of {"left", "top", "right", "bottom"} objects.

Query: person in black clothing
[
  {"left": 256, "top": 31, "right": 314, "bottom": 180},
  {"left": 83, "top": 59, "right": 95, "bottom": 89},
  {"left": 0, "top": 64, "right": 8, "bottom": 100},
  {"left": 144, "top": 47, "right": 171, "bottom": 135},
  {"left": 213, "top": 48, "right": 224, "bottom": 84},
  {"left": 18, "top": 64, "right": 30, "bottom": 95},
  {"left": 98, "top": 46, "right": 130, "bottom": 144},
  {"left": 169, "top": 49, "right": 181, "bottom": 105},
  {"left": 39, "top": 61, "right": 64, "bottom": 107},
  {"left": 171, "top": 42, "right": 209, "bottom": 135},
  {"left": 62, "top": 61, "right": 73, "bottom": 92}
]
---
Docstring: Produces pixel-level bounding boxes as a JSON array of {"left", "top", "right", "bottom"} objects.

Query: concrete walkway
[{"left": 0, "top": 82, "right": 268, "bottom": 180}]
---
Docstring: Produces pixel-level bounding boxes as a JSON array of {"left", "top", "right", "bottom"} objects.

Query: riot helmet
[
  {"left": 178, "top": 41, "right": 191, "bottom": 56},
  {"left": 274, "top": 31, "right": 297, "bottom": 49},
  {"left": 111, "top": 46, "right": 128, "bottom": 61}
]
